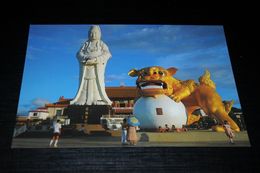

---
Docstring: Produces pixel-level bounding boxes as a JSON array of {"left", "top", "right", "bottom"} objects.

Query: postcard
[{"left": 12, "top": 24, "right": 250, "bottom": 148}]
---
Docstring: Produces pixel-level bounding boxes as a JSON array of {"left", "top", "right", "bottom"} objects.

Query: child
[
  {"left": 121, "top": 118, "right": 128, "bottom": 145},
  {"left": 158, "top": 126, "right": 164, "bottom": 133},
  {"left": 223, "top": 120, "right": 235, "bottom": 144},
  {"left": 171, "top": 125, "right": 176, "bottom": 132},
  {"left": 49, "top": 120, "right": 62, "bottom": 147},
  {"left": 165, "top": 124, "right": 170, "bottom": 132}
]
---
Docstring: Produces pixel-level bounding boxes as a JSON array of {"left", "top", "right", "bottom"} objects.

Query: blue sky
[{"left": 17, "top": 24, "right": 242, "bottom": 115}]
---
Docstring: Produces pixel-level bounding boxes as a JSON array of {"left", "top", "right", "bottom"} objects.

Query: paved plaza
[{"left": 12, "top": 130, "right": 250, "bottom": 148}]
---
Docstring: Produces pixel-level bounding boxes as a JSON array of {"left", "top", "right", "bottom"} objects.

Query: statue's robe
[{"left": 70, "top": 40, "right": 112, "bottom": 105}]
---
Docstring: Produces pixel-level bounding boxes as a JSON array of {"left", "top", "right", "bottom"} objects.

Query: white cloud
[
  {"left": 105, "top": 73, "right": 127, "bottom": 82},
  {"left": 32, "top": 98, "right": 50, "bottom": 107}
]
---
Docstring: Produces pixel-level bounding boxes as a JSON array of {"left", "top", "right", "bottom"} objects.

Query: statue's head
[{"left": 88, "top": 25, "right": 101, "bottom": 41}]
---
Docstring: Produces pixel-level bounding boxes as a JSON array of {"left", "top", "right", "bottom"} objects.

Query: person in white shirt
[
  {"left": 223, "top": 120, "right": 235, "bottom": 144},
  {"left": 49, "top": 120, "right": 62, "bottom": 147}
]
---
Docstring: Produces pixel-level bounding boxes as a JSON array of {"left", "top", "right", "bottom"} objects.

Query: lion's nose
[{"left": 150, "top": 74, "right": 158, "bottom": 79}]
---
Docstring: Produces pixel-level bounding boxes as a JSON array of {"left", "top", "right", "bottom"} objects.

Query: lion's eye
[
  {"left": 153, "top": 72, "right": 157, "bottom": 75},
  {"left": 158, "top": 71, "right": 164, "bottom": 75}
]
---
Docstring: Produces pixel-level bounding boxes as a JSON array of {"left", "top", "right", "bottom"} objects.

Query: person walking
[
  {"left": 49, "top": 119, "right": 62, "bottom": 148},
  {"left": 121, "top": 118, "right": 128, "bottom": 145},
  {"left": 127, "top": 125, "right": 139, "bottom": 145},
  {"left": 223, "top": 120, "right": 235, "bottom": 144},
  {"left": 126, "top": 116, "right": 140, "bottom": 146}
]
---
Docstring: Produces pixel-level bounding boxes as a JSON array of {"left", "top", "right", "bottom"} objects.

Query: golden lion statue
[{"left": 128, "top": 66, "right": 240, "bottom": 132}]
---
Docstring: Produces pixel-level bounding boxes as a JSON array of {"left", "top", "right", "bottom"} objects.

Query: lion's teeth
[{"left": 141, "top": 85, "right": 162, "bottom": 89}]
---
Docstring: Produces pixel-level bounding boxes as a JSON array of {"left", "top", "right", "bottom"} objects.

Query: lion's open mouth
[{"left": 137, "top": 80, "right": 167, "bottom": 90}]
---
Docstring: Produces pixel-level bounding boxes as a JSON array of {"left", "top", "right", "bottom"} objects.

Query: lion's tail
[{"left": 199, "top": 69, "right": 216, "bottom": 89}]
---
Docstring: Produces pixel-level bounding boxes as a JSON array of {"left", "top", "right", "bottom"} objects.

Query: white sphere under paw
[{"left": 133, "top": 95, "right": 187, "bottom": 129}]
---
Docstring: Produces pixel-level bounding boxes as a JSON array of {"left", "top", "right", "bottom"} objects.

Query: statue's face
[{"left": 89, "top": 27, "right": 101, "bottom": 41}]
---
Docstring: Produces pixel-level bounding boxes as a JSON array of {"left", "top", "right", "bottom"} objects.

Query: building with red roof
[{"left": 32, "top": 86, "right": 139, "bottom": 121}]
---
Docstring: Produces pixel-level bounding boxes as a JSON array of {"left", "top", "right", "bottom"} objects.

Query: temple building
[
  {"left": 27, "top": 86, "right": 138, "bottom": 121},
  {"left": 27, "top": 107, "right": 49, "bottom": 120},
  {"left": 19, "top": 86, "right": 247, "bottom": 132},
  {"left": 106, "top": 86, "right": 138, "bottom": 115},
  {"left": 45, "top": 96, "right": 71, "bottom": 120}
]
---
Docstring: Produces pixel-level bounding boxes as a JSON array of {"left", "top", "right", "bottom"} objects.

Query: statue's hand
[
  {"left": 84, "top": 54, "right": 96, "bottom": 60},
  {"left": 80, "top": 55, "right": 88, "bottom": 63},
  {"left": 86, "top": 57, "right": 97, "bottom": 64},
  {"left": 81, "top": 59, "right": 87, "bottom": 63},
  {"left": 81, "top": 55, "right": 94, "bottom": 63}
]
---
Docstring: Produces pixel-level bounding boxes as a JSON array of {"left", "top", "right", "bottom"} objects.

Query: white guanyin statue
[{"left": 70, "top": 25, "right": 112, "bottom": 105}]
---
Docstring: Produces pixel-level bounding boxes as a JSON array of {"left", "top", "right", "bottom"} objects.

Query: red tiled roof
[
  {"left": 105, "top": 86, "right": 138, "bottom": 98},
  {"left": 45, "top": 103, "right": 69, "bottom": 108},
  {"left": 45, "top": 97, "right": 72, "bottom": 107},
  {"left": 113, "top": 108, "right": 133, "bottom": 114},
  {"left": 29, "top": 110, "right": 49, "bottom": 113},
  {"left": 29, "top": 107, "right": 49, "bottom": 112},
  {"left": 38, "top": 107, "right": 47, "bottom": 109},
  {"left": 44, "top": 86, "right": 138, "bottom": 107}
]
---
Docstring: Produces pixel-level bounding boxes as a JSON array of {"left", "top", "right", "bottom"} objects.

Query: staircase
[{"left": 83, "top": 124, "right": 106, "bottom": 135}]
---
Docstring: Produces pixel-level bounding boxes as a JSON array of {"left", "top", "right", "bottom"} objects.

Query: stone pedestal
[{"left": 63, "top": 105, "right": 111, "bottom": 125}]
